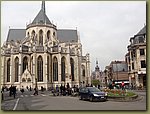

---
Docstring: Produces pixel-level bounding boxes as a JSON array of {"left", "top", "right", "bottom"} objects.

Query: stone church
[{"left": 1, "top": 1, "right": 91, "bottom": 90}]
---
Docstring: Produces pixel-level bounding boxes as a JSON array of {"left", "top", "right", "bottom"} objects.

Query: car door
[{"left": 84, "top": 88, "right": 89, "bottom": 99}]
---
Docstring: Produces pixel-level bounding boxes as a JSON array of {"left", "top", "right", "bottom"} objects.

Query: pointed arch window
[
  {"left": 7, "top": 58, "right": 10, "bottom": 82},
  {"left": 53, "top": 57, "right": 58, "bottom": 81},
  {"left": 82, "top": 65, "right": 85, "bottom": 77},
  {"left": 70, "top": 58, "right": 74, "bottom": 81},
  {"left": 37, "top": 56, "right": 43, "bottom": 82},
  {"left": 27, "top": 32, "right": 30, "bottom": 38},
  {"left": 47, "top": 56, "right": 50, "bottom": 81},
  {"left": 61, "top": 57, "right": 66, "bottom": 81},
  {"left": 15, "top": 57, "right": 19, "bottom": 82},
  {"left": 23, "top": 56, "right": 28, "bottom": 73},
  {"left": 47, "top": 30, "right": 50, "bottom": 40},
  {"left": 31, "top": 30, "right": 35, "bottom": 40},
  {"left": 39, "top": 30, "right": 43, "bottom": 46}
]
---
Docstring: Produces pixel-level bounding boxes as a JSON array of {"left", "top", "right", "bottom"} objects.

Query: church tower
[{"left": 26, "top": 1, "right": 58, "bottom": 47}]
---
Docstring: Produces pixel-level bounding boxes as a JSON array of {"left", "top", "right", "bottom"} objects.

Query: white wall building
[{"left": 126, "top": 25, "right": 146, "bottom": 88}]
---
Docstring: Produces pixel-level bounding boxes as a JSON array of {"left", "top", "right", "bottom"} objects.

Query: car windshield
[{"left": 88, "top": 87, "right": 101, "bottom": 92}]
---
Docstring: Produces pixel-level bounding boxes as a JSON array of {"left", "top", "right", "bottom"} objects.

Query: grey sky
[{"left": 1, "top": 1, "right": 146, "bottom": 71}]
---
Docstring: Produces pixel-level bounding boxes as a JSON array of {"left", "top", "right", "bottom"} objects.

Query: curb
[{"left": 107, "top": 95, "right": 143, "bottom": 102}]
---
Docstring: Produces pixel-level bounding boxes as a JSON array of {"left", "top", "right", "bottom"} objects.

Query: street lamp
[{"left": 115, "top": 61, "right": 119, "bottom": 85}]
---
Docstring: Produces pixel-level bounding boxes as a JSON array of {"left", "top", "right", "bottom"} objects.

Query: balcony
[
  {"left": 35, "top": 46, "right": 44, "bottom": 52},
  {"left": 5, "top": 49, "right": 11, "bottom": 54},
  {"left": 61, "top": 47, "right": 67, "bottom": 53},
  {"left": 52, "top": 46, "right": 58, "bottom": 53},
  {"left": 12, "top": 48, "right": 19, "bottom": 53},
  {"left": 22, "top": 46, "right": 29, "bottom": 52}
]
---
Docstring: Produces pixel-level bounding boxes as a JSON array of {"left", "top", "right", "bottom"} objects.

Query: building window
[
  {"left": 27, "top": 78, "right": 31, "bottom": 82},
  {"left": 47, "top": 30, "right": 50, "bottom": 40},
  {"left": 140, "top": 49, "right": 145, "bottom": 56},
  {"left": 7, "top": 58, "right": 10, "bottom": 82},
  {"left": 139, "top": 37, "right": 144, "bottom": 43},
  {"left": 132, "top": 63, "right": 134, "bottom": 70},
  {"left": 15, "top": 57, "right": 19, "bottom": 82},
  {"left": 61, "top": 57, "right": 66, "bottom": 81},
  {"left": 47, "top": 56, "right": 49, "bottom": 81},
  {"left": 128, "top": 66, "right": 131, "bottom": 72},
  {"left": 31, "top": 30, "right": 35, "bottom": 40},
  {"left": 22, "top": 78, "right": 26, "bottom": 82},
  {"left": 39, "top": 30, "right": 43, "bottom": 46},
  {"left": 53, "top": 32, "right": 55, "bottom": 36},
  {"left": 70, "top": 58, "right": 74, "bottom": 81},
  {"left": 141, "top": 60, "right": 146, "bottom": 68},
  {"left": 37, "top": 56, "right": 43, "bottom": 82},
  {"left": 53, "top": 57, "right": 58, "bottom": 81},
  {"left": 23, "top": 56, "right": 28, "bottom": 73},
  {"left": 82, "top": 65, "right": 85, "bottom": 77}
]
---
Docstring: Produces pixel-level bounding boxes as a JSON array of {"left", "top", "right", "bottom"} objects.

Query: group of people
[
  {"left": 51, "top": 83, "right": 80, "bottom": 96},
  {"left": 108, "top": 81, "right": 126, "bottom": 90}
]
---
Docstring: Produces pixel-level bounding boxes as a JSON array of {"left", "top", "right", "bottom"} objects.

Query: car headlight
[
  {"left": 93, "top": 94, "right": 99, "bottom": 97},
  {"left": 105, "top": 92, "right": 108, "bottom": 96}
]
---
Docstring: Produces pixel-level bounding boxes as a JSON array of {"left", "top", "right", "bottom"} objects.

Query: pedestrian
[
  {"left": 9, "top": 85, "right": 13, "bottom": 97},
  {"left": 56, "top": 85, "right": 59, "bottom": 96},
  {"left": 12, "top": 86, "right": 16, "bottom": 99},
  {"left": 29, "top": 85, "right": 32, "bottom": 91},
  {"left": 60, "top": 84, "right": 63, "bottom": 95},
  {"left": 33, "top": 87, "right": 38, "bottom": 95},
  {"left": 26, "top": 86, "right": 29, "bottom": 91},
  {"left": 21, "top": 86, "right": 24, "bottom": 94},
  {"left": 121, "top": 81, "right": 125, "bottom": 90}
]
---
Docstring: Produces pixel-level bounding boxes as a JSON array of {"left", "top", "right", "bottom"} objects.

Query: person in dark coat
[
  {"left": 9, "top": 85, "right": 13, "bottom": 97},
  {"left": 12, "top": 86, "right": 16, "bottom": 99},
  {"left": 60, "top": 84, "right": 63, "bottom": 95}
]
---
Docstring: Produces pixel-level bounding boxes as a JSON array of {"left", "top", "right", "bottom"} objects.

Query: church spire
[{"left": 41, "top": 1, "right": 46, "bottom": 14}]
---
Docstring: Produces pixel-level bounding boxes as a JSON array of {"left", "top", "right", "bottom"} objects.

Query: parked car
[{"left": 79, "top": 87, "right": 108, "bottom": 102}]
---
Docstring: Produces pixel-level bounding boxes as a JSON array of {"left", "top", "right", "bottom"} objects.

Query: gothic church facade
[{"left": 1, "top": 1, "right": 91, "bottom": 89}]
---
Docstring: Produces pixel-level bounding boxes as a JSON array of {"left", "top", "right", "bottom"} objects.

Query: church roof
[
  {"left": 6, "top": 29, "right": 78, "bottom": 43},
  {"left": 31, "top": 9, "right": 51, "bottom": 25},
  {"left": 57, "top": 29, "right": 78, "bottom": 43},
  {"left": 6, "top": 29, "right": 26, "bottom": 42}
]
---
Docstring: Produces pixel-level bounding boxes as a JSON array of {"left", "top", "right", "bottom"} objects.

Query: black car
[{"left": 79, "top": 87, "right": 108, "bottom": 102}]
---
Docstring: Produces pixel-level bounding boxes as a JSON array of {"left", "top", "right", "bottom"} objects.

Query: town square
[{"left": 1, "top": 1, "right": 146, "bottom": 111}]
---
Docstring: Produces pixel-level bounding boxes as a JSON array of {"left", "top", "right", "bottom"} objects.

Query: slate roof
[
  {"left": 6, "top": 29, "right": 78, "bottom": 43},
  {"left": 136, "top": 25, "right": 146, "bottom": 35},
  {"left": 32, "top": 9, "right": 51, "bottom": 25},
  {"left": 6, "top": 29, "right": 26, "bottom": 42},
  {"left": 57, "top": 29, "right": 78, "bottom": 43}
]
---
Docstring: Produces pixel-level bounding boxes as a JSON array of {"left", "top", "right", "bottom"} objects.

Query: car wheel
[
  {"left": 89, "top": 96, "right": 93, "bottom": 102},
  {"left": 79, "top": 95, "right": 83, "bottom": 100}
]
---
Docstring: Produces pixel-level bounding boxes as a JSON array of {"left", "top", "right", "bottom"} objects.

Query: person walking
[
  {"left": 21, "top": 86, "right": 24, "bottom": 94},
  {"left": 12, "top": 86, "right": 16, "bottom": 99},
  {"left": 60, "top": 84, "right": 63, "bottom": 96},
  {"left": 9, "top": 85, "right": 13, "bottom": 97},
  {"left": 121, "top": 81, "right": 125, "bottom": 90},
  {"left": 33, "top": 87, "right": 38, "bottom": 95}
]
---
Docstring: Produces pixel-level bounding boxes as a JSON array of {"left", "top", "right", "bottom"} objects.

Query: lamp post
[{"left": 115, "top": 61, "right": 118, "bottom": 85}]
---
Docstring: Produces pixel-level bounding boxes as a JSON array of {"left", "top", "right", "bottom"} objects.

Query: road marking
[
  {"left": 25, "top": 95, "right": 28, "bottom": 97},
  {"left": 20, "top": 95, "right": 24, "bottom": 97},
  {"left": 41, "top": 94, "right": 46, "bottom": 96},
  {"left": 13, "top": 98, "right": 19, "bottom": 110}
]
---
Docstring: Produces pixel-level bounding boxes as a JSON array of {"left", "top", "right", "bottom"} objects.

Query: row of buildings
[
  {"left": 1, "top": 1, "right": 91, "bottom": 90},
  {"left": 91, "top": 25, "right": 146, "bottom": 89}
]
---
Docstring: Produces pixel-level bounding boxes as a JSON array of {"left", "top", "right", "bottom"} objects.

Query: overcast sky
[{"left": 1, "top": 1, "right": 146, "bottom": 71}]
